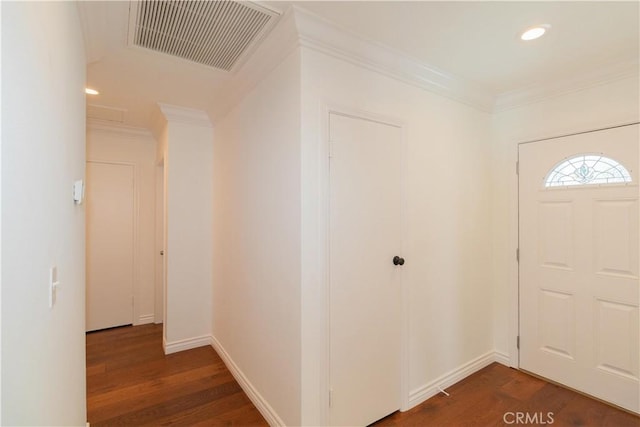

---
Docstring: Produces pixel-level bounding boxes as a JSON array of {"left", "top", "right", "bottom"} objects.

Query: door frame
[
  {"left": 512, "top": 121, "right": 640, "bottom": 369},
  {"left": 85, "top": 159, "right": 138, "bottom": 329},
  {"left": 319, "top": 104, "right": 410, "bottom": 424}
]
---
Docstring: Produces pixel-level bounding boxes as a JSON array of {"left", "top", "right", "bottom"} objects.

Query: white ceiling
[{"left": 80, "top": 1, "right": 639, "bottom": 129}]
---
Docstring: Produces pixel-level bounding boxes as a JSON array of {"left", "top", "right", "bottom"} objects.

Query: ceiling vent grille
[{"left": 128, "top": 1, "right": 279, "bottom": 72}]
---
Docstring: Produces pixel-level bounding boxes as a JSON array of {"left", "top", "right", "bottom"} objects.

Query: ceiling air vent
[{"left": 128, "top": 1, "right": 279, "bottom": 72}]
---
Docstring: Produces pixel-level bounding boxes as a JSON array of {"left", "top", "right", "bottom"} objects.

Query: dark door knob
[{"left": 393, "top": 256, "right": 405, "bottom": 266}]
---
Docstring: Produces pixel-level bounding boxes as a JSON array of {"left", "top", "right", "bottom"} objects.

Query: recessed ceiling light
[
  {"left": 520, "top": 25, "right": 550, "bottom": 41},
  {"left": 85, "top": 88, "right": 99, "bottom": 95}
]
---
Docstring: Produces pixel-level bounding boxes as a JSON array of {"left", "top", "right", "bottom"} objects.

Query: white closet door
[
  {"left": 86, "top": 161, "right": 135, "bottom": 332},
  {"left": 329, "top": 113, "right": 403, "bottom": 426}
]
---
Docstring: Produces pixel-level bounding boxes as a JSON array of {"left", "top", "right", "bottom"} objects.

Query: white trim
[
  {"left": 211, "top": 5, "right": 496, "bottom": 121},
  {"left": 325, "top": 105, "right": 404, "bottom": 129},
  {"left": 318, "top": 103, "right": 331, "bottom": 426},
  {"left": 516, "top": 121, "right": 640, "bottom": 146},
  {"left": 399, "top": 119, "right": 411, "bottom": 413},
  {"left": 211, "top": 335, "right": 285, "bottom": 427},
  {"left": 509, "top": 139, "right": 521, "bottom": 369},
  {"left": 494, "top": 57, "right": 639, "bottom": 112},
  {"left": 292, "top": 6, "right": 494, "bottom": 113},
  {"left": 240, "top": 6, "right": 637, "bottom": 115},
  {"left": 494, "top": 351, "right": 511, "bottom": 366},
  {"left": 87, "top": 119, "right": 153, "bottom": 138},
  {"left": 137, "top": 314, "right": 155, "bottom": 325},
  {"left": 158, "top": 103, "right": 213, "bottom": 128},
  {"left": 163, "top": 334, "right": 211, "bottom": 355},
  {"left": 407, "top": 351, "right": 506, "bottom": 410}
]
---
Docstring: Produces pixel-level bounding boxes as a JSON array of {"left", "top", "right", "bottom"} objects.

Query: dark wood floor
[
  {"left": 86, "top": 324, "right": 268, "bottom": 426},
  {"left": 374, "top": 363, "right": 639, "bottom": 427},
  {"left": 87, "top": 325, "right": 639, "bottom": 426}
]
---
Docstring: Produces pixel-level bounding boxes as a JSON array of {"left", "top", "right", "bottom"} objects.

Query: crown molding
[
  {"left": 210, "top": 5, "right": 495, "bottom": 121},
  {"left": 87, "top": 118, "right": 153, "bottom": 138},
  {"left": 211, "top": 4, "right": 638, "bottom": 121},
  {"left": 494, "top": 57, "right": 640, "bottom": 112},
  {"left": 290, "top": 6, "right": 495, "bottom": 112},
  {"left": 158, "top": 103, "right": 213, "bottom": 128}
]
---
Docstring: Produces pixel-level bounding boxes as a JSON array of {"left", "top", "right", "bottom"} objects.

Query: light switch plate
[
  {"left": 73, "top": 180, "right": 84, "bottom": 204},
  {"left": 49, "top": 266, "right": 60, "bottom": 308}
]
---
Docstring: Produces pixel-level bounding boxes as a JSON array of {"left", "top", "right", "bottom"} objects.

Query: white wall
[
  {"left": 491, "top": 76, "right": 640, "bottom": 364},
  {"left": 300, "top": 47, "right": 494, "bottom": 423},
  {"left": 161, "top": 113, "right": 214, "bottom": 351},
  {"left": 86, "top": 123, "right": 158, "bottom": 325},
  {"left": 1, "top": 2, "right": 87, "bottom": 425},
  {"left": 213, "top": 50, "right": 302, "bottom": 426}
]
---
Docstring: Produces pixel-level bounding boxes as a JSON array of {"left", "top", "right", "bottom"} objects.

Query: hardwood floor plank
[
  {"left": 86, "top": 362, "right": 106, "bottom": 377},
  {"left": 86, "top": 324, "right": 267, "bottom": 426},
  {"left": 189, "top": 403, "right": 270, "bottom": 427},
  {"left": 92, "top": 382, "right": 243, "bottom": 426},
  {"left": 373, "top": 363, "right": 639, "bottom": 427},
  {"left": 148, "top": 391, "right": 264, "bottom": 426},
  {"left": 88, "top": 364, "right": 225, "bottom": 409},
  {"left": 88, "top": 347, "right": 220, "bottom": 394},
  {"left": 88, "top": 326, "right": 637, "bottom": 426},
  {"left": 498, "top": 372, "right": 547, "bottom": 401},
  {"left": 89, "top": 371, "right": 242, "bottom": 422}
]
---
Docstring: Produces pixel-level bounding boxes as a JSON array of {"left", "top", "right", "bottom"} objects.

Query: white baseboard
[
  {"left": 137, "top": 314, "right": 155, "bottom": 325},
  {"left": 163, "top": 335, "right": 212, "bottom": 355},
  {"left": 407, "top": 350, "right": 505, "bottom": 410},
  {"left": 494, "top": 350, "right": 511, "bottom": 366},
  {"left": 210, "top": 335, "right": 285, "bottom": 427}
]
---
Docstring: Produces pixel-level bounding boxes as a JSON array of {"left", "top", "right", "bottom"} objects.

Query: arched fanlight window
[{"left": 544, "top": 154, "right": 632, "bottom": 188}]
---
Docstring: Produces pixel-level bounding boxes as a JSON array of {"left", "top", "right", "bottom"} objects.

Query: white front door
[
  {"left": 329, "top": 112, "right": 403, "bottom": 426},
  {"left": 86, "top": 161, "right": 135, "bottom": 331},
  {"left": 519, "top": 124, "right": 639, "bottom": 413}
]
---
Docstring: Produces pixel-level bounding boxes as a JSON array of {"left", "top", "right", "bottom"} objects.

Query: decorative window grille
[{"left": 544, "top": 154, "right": 632, "bottom": 187}]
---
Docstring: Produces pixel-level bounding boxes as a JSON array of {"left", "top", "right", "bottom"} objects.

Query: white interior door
[
  {"left": 329, "top": 113, "right": 403, "bottom": 426},
  {"left": 155, "top": 163, "right": 164, "bottom": 324},
  {"left": 86, "top": 161, "right": 135, "bottom": 332},
  {"left": 519, "top": 124, "right": 639, "bottom": 413}
]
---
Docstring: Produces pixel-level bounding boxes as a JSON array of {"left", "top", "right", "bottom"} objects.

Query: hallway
[{"left": 86, "top": 325, "right": 638, "bottom": 426}]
